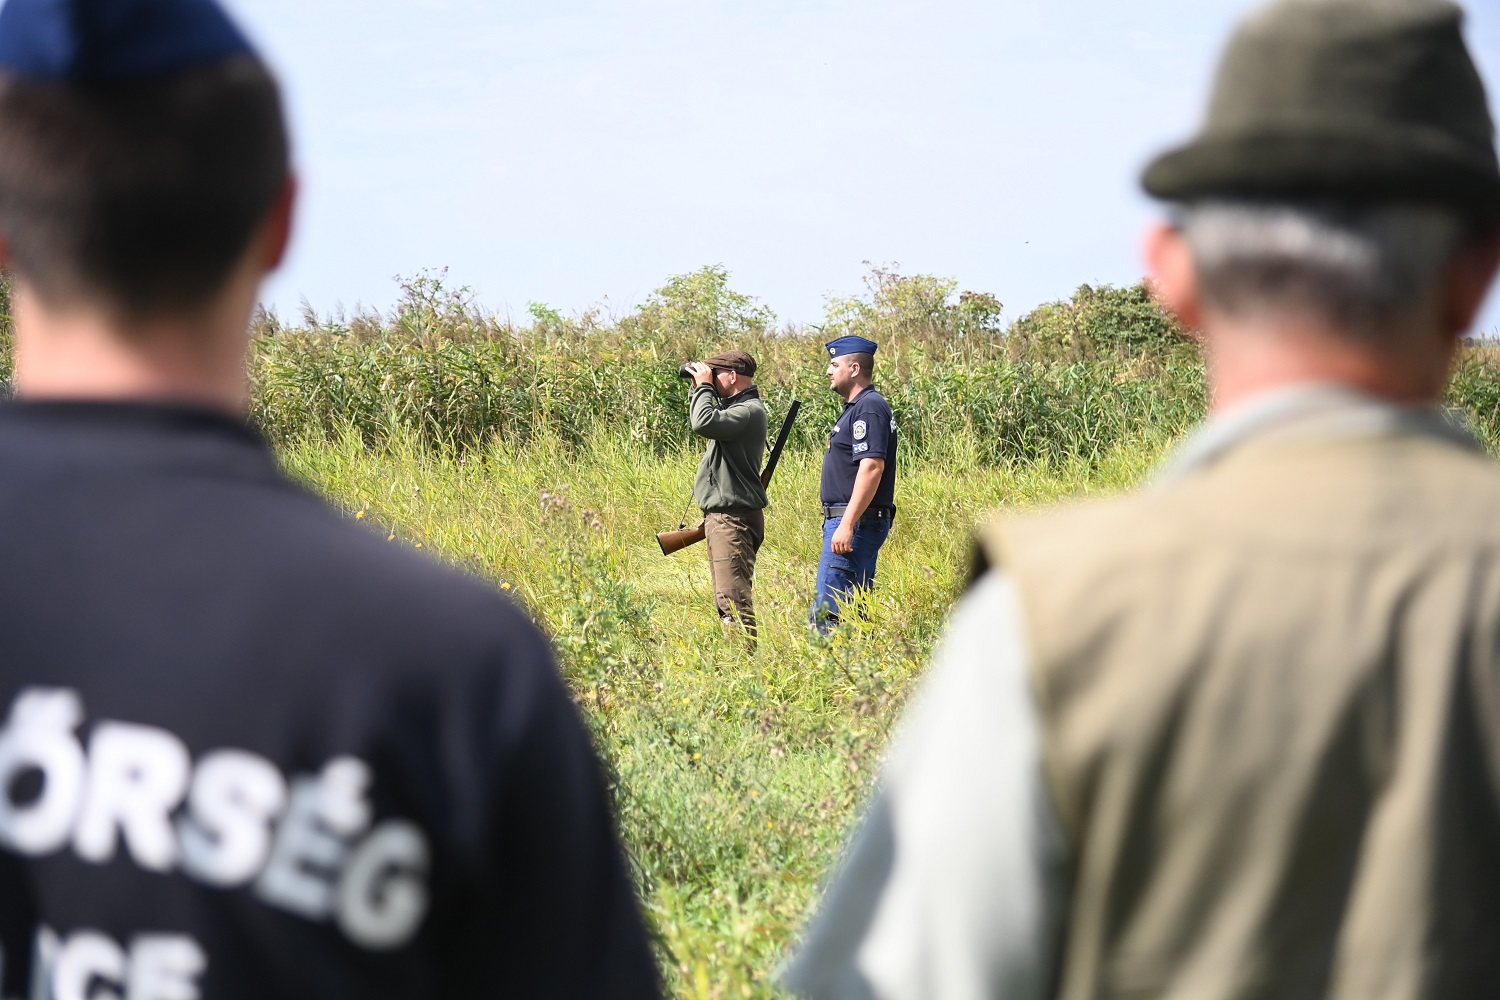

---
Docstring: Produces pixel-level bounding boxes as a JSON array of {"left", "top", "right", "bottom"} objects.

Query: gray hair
[{"left": 1179, "top": 200, "right": 1469, "bottom": 337}]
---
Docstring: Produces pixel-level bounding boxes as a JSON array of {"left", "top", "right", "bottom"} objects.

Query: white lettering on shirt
[
  {"left": 52, "top": 930, "right": 126, "bottom": 1000},
  {"left": 336, "top": 820, "right": 430, "bottom": 950},
  {"left": 0, "top": 690, "right": 87, "bottom": 856},
  {"left": 0, "top": 689, "right": 432, "bottom": 953},
  {"left": 177, "top": 750, "right": 287, "bottom": 888},
  {"left": 74, "top": 723, "right": 191, "bottom": 872},
  {"left": 126, "top": 935, "right": 206, "bottom": 1000}
]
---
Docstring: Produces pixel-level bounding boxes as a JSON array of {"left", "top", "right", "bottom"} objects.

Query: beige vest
[{"left": 979, "top": 422, "right": 1500, "bottom": 1000}]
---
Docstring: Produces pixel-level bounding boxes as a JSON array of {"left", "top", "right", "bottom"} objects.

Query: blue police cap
[
  {"left": 825, "top": 335, "right": 878, "bottom": 359},
  {"left": 0, "top": 0, "right": 255, "bottom": 84}
]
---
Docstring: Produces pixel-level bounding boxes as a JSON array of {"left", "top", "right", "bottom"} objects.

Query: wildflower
[
  {"left": 692, "top": 753, "right": 701, "bottom": 760},
  {"left": 415, "top": 543, "right": 422, "bottom": 549},
  {"left": 500, "top": 582, "right": 512, "bottom": 590},
  {"left": 386, "top": 534, "right": 395, "bottom": 541},
  {"left": 354, "top": 510, "right": 364, "bottom": 519}
]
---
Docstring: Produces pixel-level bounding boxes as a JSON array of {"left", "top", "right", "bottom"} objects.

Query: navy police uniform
[
  {"left": 0, "top": 2, "right": 659, "bottom": 998},
  {"left": 819, "top": 389, "right": 897, "bottom": 511},
  {"left": 812, "top": 336, "right": 897, "bottom": 629}
]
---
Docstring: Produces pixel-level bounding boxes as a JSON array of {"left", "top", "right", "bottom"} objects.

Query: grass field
[
  {"left": 7, "top": 265, "right": 1500, "bottom": 995},
  {"left": 280, "top": 427, "right": 1169, "bottom": 997}
]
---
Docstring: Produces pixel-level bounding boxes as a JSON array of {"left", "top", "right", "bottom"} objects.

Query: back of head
[
  {"left": 0, "top": 0, "right": 289, "bottom": 320},
  {"left": 1178, "top": 199, "right": 1467, "bottom": 338}
]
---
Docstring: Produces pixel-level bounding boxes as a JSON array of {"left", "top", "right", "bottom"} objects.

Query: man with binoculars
[{"left": 681, "top": 352, "right": 769, "bottom": 639}]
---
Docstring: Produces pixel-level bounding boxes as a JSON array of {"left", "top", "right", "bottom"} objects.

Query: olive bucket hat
[{"left": 1142, "top": 0, "right": 1500, "bottom": 220}]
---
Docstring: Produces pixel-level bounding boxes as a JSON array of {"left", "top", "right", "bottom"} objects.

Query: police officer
[
  {"left": 684, "top": 350, "right": 768, "bottom": 638},
  {"left": 0, "top": 1, "right": 659, "bottom": 996},
  {"left": 811, "top": 336, "right": 897, "bottom": 632},
  {"left": 785, "top": 1, "right": 1500, "bottom": 996}
]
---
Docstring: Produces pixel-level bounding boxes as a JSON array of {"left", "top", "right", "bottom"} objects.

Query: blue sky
[{"left": 231, "top": 0, "right": 1500, "bottom": 336}]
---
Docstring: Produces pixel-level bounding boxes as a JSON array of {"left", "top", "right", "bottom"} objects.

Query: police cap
[
  {"left": 0, "top": 0, "right": 257, "bottom": 84},
  {"left": 825, "top": 336, "right": 877, "bottom": 359}
]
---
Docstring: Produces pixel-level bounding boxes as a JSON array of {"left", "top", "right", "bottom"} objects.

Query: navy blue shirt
[
  {"left": 820, "top": 387, "right": 897, "bottom": 507},
  {"left": 0, "top": 402, "right": 660, "bottom": 1000}
]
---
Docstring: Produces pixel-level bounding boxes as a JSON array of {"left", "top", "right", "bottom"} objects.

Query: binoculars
[{"left": 677, "top": 363, "right": 697, "bottom": 379}]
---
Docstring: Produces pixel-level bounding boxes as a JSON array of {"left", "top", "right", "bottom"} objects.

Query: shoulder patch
[
  {"left": 853, "top": 420, "right": 867, "bottom": 440},
  {"left": 853, "top": 441, "right": 869, "bottom": 454}
]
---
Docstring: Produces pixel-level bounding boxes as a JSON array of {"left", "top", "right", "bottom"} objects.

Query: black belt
[{"left": 822, "top": 504, "right": 895, "bottom": 521}]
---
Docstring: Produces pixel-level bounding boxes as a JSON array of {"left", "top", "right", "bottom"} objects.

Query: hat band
[{"left": 1144, "top": 123, "right": 1500, "bottom": 219}]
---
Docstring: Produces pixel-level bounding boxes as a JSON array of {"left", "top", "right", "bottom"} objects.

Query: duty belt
[{"left": 822, "top": 503, "right": 896, "bottom": 521}]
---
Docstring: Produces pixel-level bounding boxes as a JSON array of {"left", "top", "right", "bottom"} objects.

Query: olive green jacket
[{"left": 690, "top": 384, "right": 768, "bottom": 512}]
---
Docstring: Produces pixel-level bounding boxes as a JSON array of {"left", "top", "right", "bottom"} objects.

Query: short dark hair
[
  {"left": 0, "top": 55, "right": 288, "bottom": 317},
  {"left": 847, "top": 352, "right": 875, "bottom": 377}
]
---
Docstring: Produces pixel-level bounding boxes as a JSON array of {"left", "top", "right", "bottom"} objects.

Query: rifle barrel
[{"left": 760, "top": 399, "right": 802, "bottom": 488}]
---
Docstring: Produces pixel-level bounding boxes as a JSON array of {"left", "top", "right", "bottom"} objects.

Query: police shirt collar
[{"left": 0, "top": 398, "right": 280, "bottom": 480}]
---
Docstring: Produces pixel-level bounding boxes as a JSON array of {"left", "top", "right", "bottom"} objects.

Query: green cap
[{"left": 1142, "top": 0, "right": 1500, "bottom": 220}]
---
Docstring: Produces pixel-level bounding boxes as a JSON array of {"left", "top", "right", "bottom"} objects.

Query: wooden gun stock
[{"left": 657, "top": 522, "right": 706, "bottom": 555}]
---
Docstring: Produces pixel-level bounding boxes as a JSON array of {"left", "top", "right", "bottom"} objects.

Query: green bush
[
  {"left": 1005, "top": 281, "right": 1197, "bottom": 363},
  {"left": 9, "top": 265, "right": 1500, "bottom": 470},
  {"left": 243, "top": 265, "right": 1208, "bottom": 467}
]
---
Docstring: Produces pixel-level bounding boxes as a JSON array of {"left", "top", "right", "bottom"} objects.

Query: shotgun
[{"left": 658, "top": 399, "right": 802, "bottom": 556}]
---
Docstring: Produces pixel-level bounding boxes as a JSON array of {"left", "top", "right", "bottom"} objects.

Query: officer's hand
[
  {"left": 687, "top": 362, "right": 714, "bottom": 386},
  {"left": 831, "top": 519, "right": 855, "bottom": 554}
]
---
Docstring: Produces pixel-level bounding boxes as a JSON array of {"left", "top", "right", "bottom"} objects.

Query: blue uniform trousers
[{"left": 810, "top": 514, "right": 892, "bottom": 632}]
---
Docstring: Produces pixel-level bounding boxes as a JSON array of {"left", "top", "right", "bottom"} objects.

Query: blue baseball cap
[
  {"left": 0, "top": 0, "right": 256, "bottom": 84},
  {"left": 825, "top": 335, "right": 878, "bottom": 359}
]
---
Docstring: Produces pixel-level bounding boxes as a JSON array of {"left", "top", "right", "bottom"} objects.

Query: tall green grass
[
  {"left": 9, "top": 264, "right": 1500, "bottom": 995},
  {"left": 243, "top": 266, "right": 1500, "bottom": 461},
  {"left": 279, "top": 428, "right": 1166, "bottom": 997}
]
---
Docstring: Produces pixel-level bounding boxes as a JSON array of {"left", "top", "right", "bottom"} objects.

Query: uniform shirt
[
  {"left": 819, "top": 388, "right": 897, "bottom": 507},
  {"left": 0, "top": 401, "right": 660, "bottom": 1000},
  {"left": 782, "top": 384, "right": 1465, "bottom": 1000}
]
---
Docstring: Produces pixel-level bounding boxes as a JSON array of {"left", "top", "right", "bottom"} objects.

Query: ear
[
  {"left": 1143, "top": 221, "right": 1204, "bottom": 333},
  {"left": 1440, "top": 228, "right": 1500, "bottom": 337},
  {"left": 259, "top": 173, "right": 298, "bottom": 272}
]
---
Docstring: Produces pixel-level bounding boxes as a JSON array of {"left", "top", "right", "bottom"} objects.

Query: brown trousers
[{"left": 703, "top": 508, "right": 765, "bottom": 636}]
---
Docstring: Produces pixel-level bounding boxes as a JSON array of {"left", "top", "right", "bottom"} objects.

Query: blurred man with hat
[
  {"left": 682, "top": 349, "right": 769, "bottom": 638},
  {"left": 0, "top": 0, "right": 659, "bottom": 996},
  {"left": 784, "top": 1, "right": 1500, "bottom": 997},
  {"left": 811, "top": 335, "right": 897, "bottom": 633}
]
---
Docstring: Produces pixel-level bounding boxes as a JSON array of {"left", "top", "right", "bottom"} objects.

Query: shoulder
[
  {"left": 977, "top": 490, "right": 1169, "bottom": 583},
  {"left": 732, "top": 389, "right": 767, "bottom": 411},
  {"left": 854, "top": 389, "right": 892, "bottom": 415},
  {"left": 219, "top": 483, "right": 554, "bottom": 685}
]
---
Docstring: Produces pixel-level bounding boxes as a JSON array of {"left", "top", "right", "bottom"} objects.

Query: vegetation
[
  {"left": 251, "top": 264, "right": 1202, "bottom": 995},
  {"left": 7, "top": 263, "right": 1500, "bottom": 994},
  {"left": 281, "top": 430, "right": 1160, "bottom": 997}
]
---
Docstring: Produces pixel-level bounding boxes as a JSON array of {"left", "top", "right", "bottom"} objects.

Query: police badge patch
[{"left": 853, "top": 420, "right": 867, "bottom": 440}]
